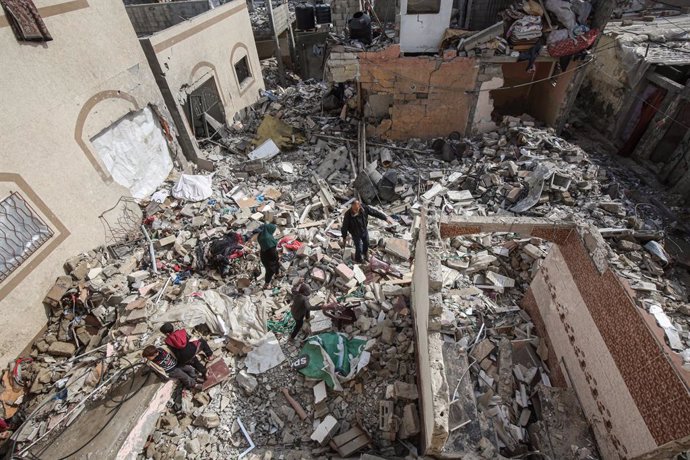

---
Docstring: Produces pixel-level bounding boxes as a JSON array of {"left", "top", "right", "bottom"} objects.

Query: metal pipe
[{"left": 140, "top": 225, "right": 158, "bottom": 274}]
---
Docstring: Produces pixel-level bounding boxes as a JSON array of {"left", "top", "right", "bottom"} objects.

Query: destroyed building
[
  {"left": 3, "top": 0, "right": 690, "bottom": 459},
  {"left": 578, "top": 11, "right": 690, "bottom": 196},
  {"left": 0, "top": 0, "right": 263, "bottom": 370},
  {"left": 325, "top": 0, "right": 616, "bottom": 139}
]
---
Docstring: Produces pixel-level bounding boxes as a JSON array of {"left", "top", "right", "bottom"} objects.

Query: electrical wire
[
  {"left": 51, "top": 365, "right": 148, "bottom": 460},
  {"left": 592, "top": 62, "right": 690, "bottom": 131},
  {"left": 13, "top": 362, "right": 145, "bottom": 459},
  {"left": 4, "top": 356, "right": 107, "bottom": 460}
]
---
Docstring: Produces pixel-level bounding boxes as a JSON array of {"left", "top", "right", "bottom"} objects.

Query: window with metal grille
[{"left": 0, "top": 192, "right": 54, "bottom": 282}]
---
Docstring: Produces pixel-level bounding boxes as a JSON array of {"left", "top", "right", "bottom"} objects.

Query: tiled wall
[{"left": 440, "top": 219, "right": 690, "bottom": 458}]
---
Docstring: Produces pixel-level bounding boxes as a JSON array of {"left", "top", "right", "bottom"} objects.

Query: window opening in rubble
[
  {"left": 650, "top": 100, "right": 690, "bottom": 165},
  {"left": 184, "top": 77, "right": 226, "bottom": 138},
  {"left": 406, "top": 0, "right": 441, "bottom": 15},
  {"left": 234, "top": 56, "right": 252, "bottom": 88},
  {"left": 654, "top": 64, "right": 690, "bottom": 85},
  {"left": 489, "top": 62, "right": 572, "bottom": 126},
  {"left": 0, "top": 192, "right": 54, "bottom": 282}
]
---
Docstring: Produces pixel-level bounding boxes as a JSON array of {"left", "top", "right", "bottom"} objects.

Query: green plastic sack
[{"left": 291, "top": 332, "right": 367, "bottom": 390}]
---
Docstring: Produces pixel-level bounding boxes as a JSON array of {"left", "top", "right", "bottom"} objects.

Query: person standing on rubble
[
  {"left": 342, "top": 200, "right": 393, "bottom": 263},
  {"left": 142, "top": 345, "right": 202, "bottom": 390},
  {"left": 257, "top": 222, "right": 280, "bottom": 289},
  {"left": 289, "top": 279, "right": 319, "bottom": 341}
]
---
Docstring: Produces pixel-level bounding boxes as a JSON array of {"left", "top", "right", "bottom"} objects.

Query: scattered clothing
[
  {"left": 518, "top": 37, "right": 545, "bottom": 73},
  {"left": 545, "top": 0, "right": 576, "bottom": 34},
  {"left": 547, "top": 28, "right": 598, "bottom": 57},
  {"left": 195, "top": 232, "right": 245, "bottom": 275},
  {"left": 507, "top": 15, "right": 543, "bottom": 43},
  {"left": 1, "top": 0, "right": 52, "bottom": 42}
]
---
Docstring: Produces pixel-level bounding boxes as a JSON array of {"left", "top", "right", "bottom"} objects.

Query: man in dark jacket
[{"left": 341, "top": 200, "right": 392, "bottom": 263}]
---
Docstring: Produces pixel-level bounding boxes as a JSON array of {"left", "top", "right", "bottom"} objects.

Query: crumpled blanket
[
  {"left": 507, "top": 15, "right": 543, "bottom": 42},
  {"left": 545, "top": 0, "right": 577, "bottom": 33}
]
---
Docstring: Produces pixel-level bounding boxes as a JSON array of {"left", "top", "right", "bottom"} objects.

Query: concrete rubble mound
[{"left": 2, "top": 76, "right": 690, "bottom": 460}]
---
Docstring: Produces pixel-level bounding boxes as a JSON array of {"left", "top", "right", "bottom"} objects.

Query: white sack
[
  {"left": 173, "top": 174, "right": 214, "bottom": 201},
  {"left": 245, "top": 333, "right": 286, "bottom": 374}
]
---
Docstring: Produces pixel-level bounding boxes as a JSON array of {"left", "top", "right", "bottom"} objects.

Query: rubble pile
[
  {"left": 1, "top": 81, "right": 425, "bottom": 460},
  {"left": 416, "top": 115, "right": 690, "bottom": 355},
  {"left": 3, "top": 74, "right": 690, "bottom": 460}
]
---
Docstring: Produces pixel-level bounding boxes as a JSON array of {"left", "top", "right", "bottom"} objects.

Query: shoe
[{"left": 193, "top": 383, "right": 203, "bottom": 391}]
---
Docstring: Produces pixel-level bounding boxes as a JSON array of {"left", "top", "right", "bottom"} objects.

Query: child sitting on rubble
[
  {"left": 160, "top": 323, "right": 213, "bottom": 376},
  {"left": 289, "top": 279, "right": 321, "bottom": 341},
  {"left": 142, "top": 345, "right": 203, "bottom": 390}
]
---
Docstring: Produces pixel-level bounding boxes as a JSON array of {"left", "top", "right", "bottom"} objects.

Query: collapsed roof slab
[
  {"left": 437, "top": 216, "right": 690, "bottom": 460},
  {"left": 29, "top": 371, "right": 173, "bottom": 459}
]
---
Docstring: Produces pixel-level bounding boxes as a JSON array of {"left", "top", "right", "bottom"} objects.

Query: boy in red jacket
[{"left": 160, "top": 323, "right": 213, "bottom": 377}]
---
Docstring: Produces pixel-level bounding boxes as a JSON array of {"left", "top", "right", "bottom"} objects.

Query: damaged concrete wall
[
  {"left": 579, "top": 35, "right": 629, "bottom": 136},
  {"left": 328, "top": 45, "right": 478, "bottom": 139},
  {"left": 411, "top": 212, "right": 450, "bottom": 454},
  {"left": 523, "top": 245, "right": 657, "bottom": 459},
  {"left": 527, "top": 226, "right": 690, "bottom": 459},
  {"left": 141, "top": 0, "right": 264, "bottom": 149},
  {"left": 125, "top": 1, "right": 211, "bottom": 37},
  {"left": 440, "top": 217, "right": 690, "bottom": 459},
  {"left": 399, "top": 0, "right": 453, "bottom": 53},
  {"left": 331, "top": 0, "right": 362, "bottom": 33},
  {"left": 0, "top": 0, "right": 173, "bottom": 369}
]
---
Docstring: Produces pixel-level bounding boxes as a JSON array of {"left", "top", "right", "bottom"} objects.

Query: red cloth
[
  {"left": 278, "top": 236, "right": 302, "bottom": 251},
  {"left": 165, "top": 330, "right": 188, "bottom": 349},
  {"left": 0, "top": 418, "right": 8, "bottom": 432},
  {"left": 547, "top": 29, "right": 599, "bottom": 57}
]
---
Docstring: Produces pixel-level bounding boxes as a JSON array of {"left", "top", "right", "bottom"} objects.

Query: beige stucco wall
[
  {"left": 0, "top": 0, "right": 171, "bottom": 369},
  {"left": 144, "top": 0, "right": 264, "bottom": 135}
]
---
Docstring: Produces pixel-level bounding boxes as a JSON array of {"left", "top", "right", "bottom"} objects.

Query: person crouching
[{"left": 142, "top": 345, "right": 202, "bottom": 390}]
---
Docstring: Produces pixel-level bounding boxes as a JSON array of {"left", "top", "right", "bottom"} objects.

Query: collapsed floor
[{"left": 1, "top": 63, "right": 690, "bottom": 460}]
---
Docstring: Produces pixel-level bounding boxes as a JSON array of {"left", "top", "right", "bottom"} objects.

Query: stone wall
[{"left": 326, "top": 45, "right": 479, "bottom": 139}]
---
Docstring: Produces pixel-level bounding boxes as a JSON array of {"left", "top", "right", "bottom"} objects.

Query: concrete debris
[{"left": 8, "top": 60, "right": 690, "bottom": 460}]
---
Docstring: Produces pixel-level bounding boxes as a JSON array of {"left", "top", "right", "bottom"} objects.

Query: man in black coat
[{"left": 341, "top": 200, "right": 392, "bottom": 263}]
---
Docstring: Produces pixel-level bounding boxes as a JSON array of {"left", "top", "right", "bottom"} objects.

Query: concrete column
[{"left": 139, "top": 39, "right": 201, "bottom": 164}]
